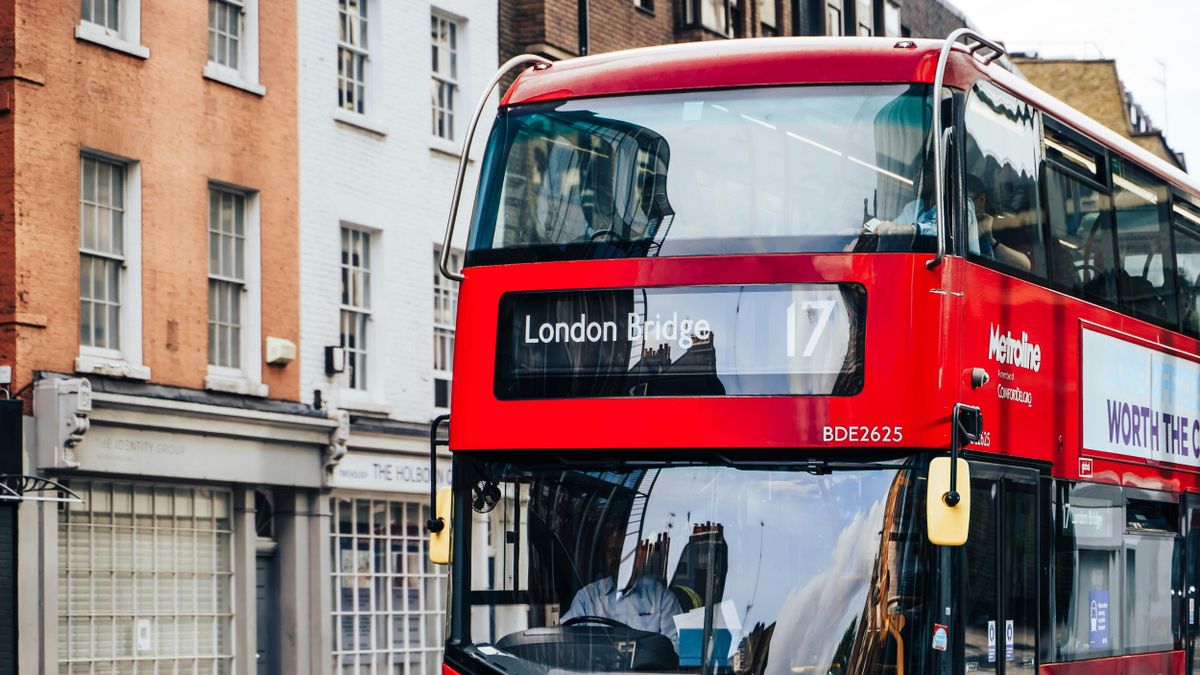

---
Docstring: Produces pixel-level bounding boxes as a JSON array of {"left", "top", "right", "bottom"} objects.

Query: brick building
[
  {"left": 1012, "top": 57, "right": 1186, "bottom": 171},
  {"left": 2, "top": 2, "right": 342, "bottom": 674},
  {"left": 500, "top": 0, "right": 973, "bottom": 64}
]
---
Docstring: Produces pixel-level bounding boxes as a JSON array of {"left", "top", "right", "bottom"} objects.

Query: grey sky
[{"left": 947, "top": 0, "right": 1200, "bottom": 178}]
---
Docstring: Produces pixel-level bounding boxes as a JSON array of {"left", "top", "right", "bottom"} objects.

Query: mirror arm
[
  {"left": 427, "top": 414, "right": 450, "bottom": 533},
  {"left": 945, "top": 433, "right": 962, "bottom": 507},
  {"left": 947, "top": 403, "right": 982, "bottom": 506}
]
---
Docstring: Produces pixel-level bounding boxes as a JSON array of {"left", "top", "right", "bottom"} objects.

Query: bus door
[
  {"left": 960, "top": 464, "right": 1041, "bottom": 674},
  {"left": 1186, "top": 493, "right": 1200, "bottom": 672}
]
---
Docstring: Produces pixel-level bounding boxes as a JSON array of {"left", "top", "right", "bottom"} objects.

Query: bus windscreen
[{"left": 467, "top": 84, "right": 934, "bottom": 265}]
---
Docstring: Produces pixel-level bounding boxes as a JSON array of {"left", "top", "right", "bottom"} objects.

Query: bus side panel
[
  {"left": 1039, "top": 650, "right": 1185, "bottom": 674},
  {"left": 957, "top": 259, "right": 1200, "bottom": 493}
]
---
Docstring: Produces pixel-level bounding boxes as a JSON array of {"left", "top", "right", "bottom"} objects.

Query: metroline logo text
[{"left": 988, "top": 324, "right": 1041, "bottom": 373}]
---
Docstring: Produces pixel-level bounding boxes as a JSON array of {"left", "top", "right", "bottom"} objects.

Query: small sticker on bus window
[
  {"left": 932, "top": 624, "right": 948, "bottom": 651},
  {"left": 682, "top": 101, "right": 704, "bottom": 121}
]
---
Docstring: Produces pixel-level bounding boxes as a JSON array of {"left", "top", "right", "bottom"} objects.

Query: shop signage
[
  {"left": 328, "top": 452, "right": 451, "bottom": 494},
  {"left": 70, "top": 424, "right": 324, "bottom": 487},
  {"left": 1082, "top": 328, "right": 1200, "bottom": 467}
]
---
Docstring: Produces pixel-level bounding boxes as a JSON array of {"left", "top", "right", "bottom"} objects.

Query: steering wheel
[
  {"left": 588, "top": 228, "right": 628, "bottom": 243},
  {"left": 561, "top": 615, "right": 636, "bottom": 630}
]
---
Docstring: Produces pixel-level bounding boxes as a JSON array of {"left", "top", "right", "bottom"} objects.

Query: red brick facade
[{"left": 0, "top": 1, "right": 299, "bottom": 401}]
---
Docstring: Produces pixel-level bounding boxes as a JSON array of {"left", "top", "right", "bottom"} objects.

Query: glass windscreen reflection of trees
[
  {"left": 461, "top": 457, "right": 932, "bottom": 674},
  {"left": 467, "top": 85, "right": 934, "bottom": 265}
]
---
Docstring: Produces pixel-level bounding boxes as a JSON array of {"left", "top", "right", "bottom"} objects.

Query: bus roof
[{"left": 501, "top": 37, "right": 1200, "bottom": 199}]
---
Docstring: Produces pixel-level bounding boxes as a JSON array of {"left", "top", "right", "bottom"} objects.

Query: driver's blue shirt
[{"left": 562, "top": 576, "right": 682, "bottom": 648}]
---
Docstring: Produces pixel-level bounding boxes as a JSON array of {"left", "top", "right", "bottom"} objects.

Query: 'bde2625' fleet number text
[{"left": 822, "top": 426, "right": 904, "bottom": 443}]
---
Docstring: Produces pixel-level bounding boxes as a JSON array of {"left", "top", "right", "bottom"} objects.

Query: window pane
[
  {"left": 1045, "top": 168, "right": 1117, "bottom": 304},
  {"left": 759, "top": 0, "right": 776, "bottom": 28},
  {"left": 1175, "top": 228, "right": 1200, "bottom": 337},
  {"left": 1114, "top": 162, "right": 1176, "bottom": 326},
  {"left": 1053, "top": 482, "right": 1124, "bottom": 660},
  {"left": 964, "top": 82, "right": 1045, "bottom": 277}
]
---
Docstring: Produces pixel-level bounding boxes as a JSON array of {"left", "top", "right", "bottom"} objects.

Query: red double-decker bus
[{"left": 428, "top": 32, "right": 1200, "bottom": 675}]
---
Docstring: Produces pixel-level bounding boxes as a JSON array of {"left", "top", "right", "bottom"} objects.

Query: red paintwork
[
  {"left": 501, "top": 38, "right": 1200, "bottom": 199},
  {"left": 452, "top": 253, "right": 954, "bottom": 452},
  {"left": 450, "top": 250, "right": 1200, "bottom": 490},
  {"left": 442, "top": 664, "right": 463, "bottom": 675},
  {"left": 1040, "top": 651, "right": 1185, "bottom": 675}
]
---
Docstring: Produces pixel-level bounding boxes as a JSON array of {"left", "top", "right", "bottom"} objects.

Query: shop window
[
  {"left": 330, "top": 497, "right": 448, "bottom": 674},
  {"left": 1113, "top": 161, "right": 1176, "bottom": 326},
  {"left": 58, "top": 480, "right": 234, "bottom": 672},
  {"left": 964, "top": 81, "right": 1045, "bottom": 277}
]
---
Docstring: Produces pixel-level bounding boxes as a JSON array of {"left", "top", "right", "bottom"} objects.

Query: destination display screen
[{"left": 495, "top": 284, "right": 866, "bottom": 399}]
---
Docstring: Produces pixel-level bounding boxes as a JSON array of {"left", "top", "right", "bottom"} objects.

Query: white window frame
[
  {"left": 432, "top": 247, "right": 459, "bottom": 414},
  {"left": 75, "top": 0, "right": 149, "bottom": 59},
  {"left": 430, "top": 11, "right": 465, "bottom": 154},
  {"left": 204, "top": 0, "right": 266, "bottom": 96},
  {"left": 205, "top": 182, "right": 267, "bottom": 397},
  {"left": 333, "top": 0, "right": 386, "bottom": 135},
  {"left": 76, "top": 151, "right": 150, "bottom": 381},
  {"left": 338, "top": 225, "right": 375, "bottom": 403},
  {"left": 825, "top": 0, "right": 844, "bottom": 35}
]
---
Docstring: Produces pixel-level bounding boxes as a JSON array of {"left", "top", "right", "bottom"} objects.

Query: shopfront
[
  {"left": 327, "top": 434, "right": 451, "bottom": 675},
  {"left": 20, "top": 378, "right": 338, "bottom": 675}
]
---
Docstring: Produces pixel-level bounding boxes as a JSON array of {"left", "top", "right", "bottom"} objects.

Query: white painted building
[{"left": 297, "top": 0, "right": 496, "bottom": 672}]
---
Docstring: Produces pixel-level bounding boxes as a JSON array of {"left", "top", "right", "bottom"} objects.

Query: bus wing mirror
[
  {"left": 429, "top": 486, "right": 452, "bottom": 565},
  {"left": 927, "top": 456, "right": 971, "bottom": 546}
]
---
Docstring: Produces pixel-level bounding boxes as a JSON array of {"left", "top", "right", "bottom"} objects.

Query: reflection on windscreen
[
  {"left": 467, "top": 85, "right": 935, "bottom": 265},
  {"left": 462, "top": 459, "right": 931, "bottom": 674}
]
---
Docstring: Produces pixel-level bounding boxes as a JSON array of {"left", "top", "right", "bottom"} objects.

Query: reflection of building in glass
[
  {"left": 627, "top": 331, "right": 726, "bottom": 396},
  {"left": 668, "top": 522, "right": 729, "bottom": 611}
]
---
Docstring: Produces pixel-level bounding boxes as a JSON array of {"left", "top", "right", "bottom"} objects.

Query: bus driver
[{"left": 561, "top": 524, "right": 683, "bottom": 649}]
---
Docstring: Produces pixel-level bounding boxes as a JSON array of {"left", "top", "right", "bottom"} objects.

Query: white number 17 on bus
[{"left": 786, "top": 299, "right": 836, "bottom": 358}]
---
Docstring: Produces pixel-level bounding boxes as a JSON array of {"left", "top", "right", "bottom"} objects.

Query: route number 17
[{"left": 786, "top": 299, "right": 836, "bottom": 357}]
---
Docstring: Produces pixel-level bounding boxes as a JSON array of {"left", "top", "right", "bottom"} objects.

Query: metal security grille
[
  {"left": 331, "top": 497, "right": 447, "bottom": 675},
  {"left": 432, "top": 249, "right": 459, "bottom": 409},
  {"left": 80, "top": 155, "right": 126, "bottom": 352},
  {"left": 430, "top": 14, "right": 459, "bottom": 141},
  {"left": 58, "top": 480, "right": 234, "bottom": 674},
  {"left": 337, "top": 0, "right": 369, "bottom": 113},
  {"left": 340, "top": 228, "right": 371, "bottom": 391},
  {"left": 208, "top": 0, "right": 244, "bottom": 69}
]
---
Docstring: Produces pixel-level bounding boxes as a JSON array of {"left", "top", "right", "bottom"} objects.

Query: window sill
[
  {"left": 205, "top": 370, "right": 269, "bottom": 397},
  {"left": 430, "top": 136, "right": 467, "bottom": 159},
  {"left": 75, "top": 354, "right": 152, "bottom": 381},
  {"left": 634, "top": 4, "right": 655, "bottom": 16},
  {"left": 337, "top": 397, "right": 392, "bottom": 417},
  {"left": 333, "top": 109, "right": 388, "bottom": 136},
  {"left": 75, "top": 23, "right": 150, "bottom": 59},
  {"left": 203, "top": 62, "right": 266, "bottom": 96}
]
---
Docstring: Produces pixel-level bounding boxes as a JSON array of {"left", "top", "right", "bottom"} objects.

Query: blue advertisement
[{"left": 1089, "top": 590, "right": 1109, "bottom": 649}]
